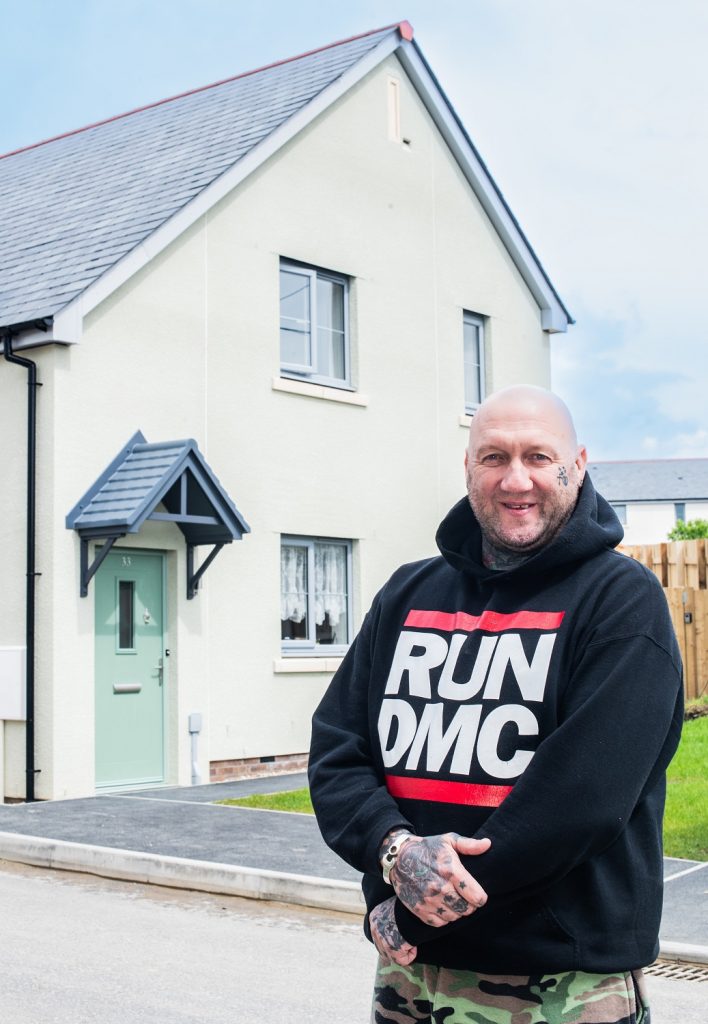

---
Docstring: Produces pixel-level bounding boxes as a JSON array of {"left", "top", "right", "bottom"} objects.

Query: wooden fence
[{"left": 619, "top": 540, "right": 708, "bottom": 700}]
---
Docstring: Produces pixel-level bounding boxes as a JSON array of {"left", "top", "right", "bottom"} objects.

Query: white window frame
[
  {"left": 280, "top": 536, "right": 353, "bottom": 656},
  {"left": 279, "top": 260, "right": 351, "bottom": 388},
  {"left": 463, "top": 311, "right": 486, "bottom": 414}
]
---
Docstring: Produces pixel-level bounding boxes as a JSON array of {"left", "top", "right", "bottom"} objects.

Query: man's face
[{"left": 465, "top": 400, "right": 587, "bottom": 553}]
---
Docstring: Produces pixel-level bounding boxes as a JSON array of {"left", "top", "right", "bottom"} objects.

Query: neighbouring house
[
  {"left": 588, "top": 459, "right": 708, "bottom": 545},
  {"left": 0, "top": 22, "right": 571, "bottom": 800}
]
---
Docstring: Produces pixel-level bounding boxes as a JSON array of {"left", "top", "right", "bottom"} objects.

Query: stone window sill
[
  {"left": 273, "top": 657, "right": 344, "bottom": 674},
  {"left": 272, "top": 377, "right": 368, "bottom": 407}
]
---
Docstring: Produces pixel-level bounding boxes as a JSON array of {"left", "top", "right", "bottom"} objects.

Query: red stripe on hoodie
[
  {"left": 386, "top": 774, "right": 513, "bottom": 807},
  {"left": 404, "top": 609, "right": 564, "bottom": 632}
]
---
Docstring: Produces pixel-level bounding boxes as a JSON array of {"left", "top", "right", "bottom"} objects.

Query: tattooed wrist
[
  {"left": 372, "top": 901, "right": 406, "bottom": 950},
  {"left": 380, "top": 830, "right": 415, "bottom": 884},
  {"left": 378, "top": 828, "right": 413, "bottom": 863}
]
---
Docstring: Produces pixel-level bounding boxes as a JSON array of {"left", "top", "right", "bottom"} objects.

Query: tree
[{"left": 667, "top": 519, "right": 708, "bottom": 540}]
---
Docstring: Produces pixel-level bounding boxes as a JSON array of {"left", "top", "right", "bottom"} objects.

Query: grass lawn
[
  {"left": 664, "top": 714, "right": 708, "bottom": 861},
  {"left": 219, "top": 789, "right": 313, "bottom": 814},
  {"left": 218, "top": 716, "right": 707, "bottom": 862}
]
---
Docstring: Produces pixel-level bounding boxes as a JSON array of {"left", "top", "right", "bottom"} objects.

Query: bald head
[
  {"left": 464, "top": 386, "right": 587, "bottom": 554},
  {"left": 468, "top": 386, "right": 579, "bottom": 458}
]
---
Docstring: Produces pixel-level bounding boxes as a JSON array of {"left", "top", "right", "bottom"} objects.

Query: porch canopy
[{"left": 66, "top": 430, "right": 249, "bottom": 598}]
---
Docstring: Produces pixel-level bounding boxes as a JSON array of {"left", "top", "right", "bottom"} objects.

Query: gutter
[
  {"left": 2, "top": 332, "right": 42, "bottom": 801},
  {"left": 0, "top": 316, "right": 75, "bottom": 352}
]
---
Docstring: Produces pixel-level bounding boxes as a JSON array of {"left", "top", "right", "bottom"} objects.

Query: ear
[
  {"left": 464, "top": 449, "right": 469, "bottom": 470},
  {"left": 575, "top": 446, "right": 587, "bottom": 482}
]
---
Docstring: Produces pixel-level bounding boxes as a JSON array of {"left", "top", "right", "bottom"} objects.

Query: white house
[
  {"left": 0, "top": 22, "right": 571, "bottom": 801},
  {"left": 588, "top": 459, "right": 708, "bottom": 545}
]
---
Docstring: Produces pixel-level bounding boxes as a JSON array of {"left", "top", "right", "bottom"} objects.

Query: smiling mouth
[{"left": 503, "top": 503, "right": 535, "bottom": 510}]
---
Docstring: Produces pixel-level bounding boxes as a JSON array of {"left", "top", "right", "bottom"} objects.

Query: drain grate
[{"left": 645, "top": 959, "right": 708, "bottom": 982}]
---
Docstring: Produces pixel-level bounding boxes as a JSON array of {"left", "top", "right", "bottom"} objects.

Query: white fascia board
[
  {"left": 396, "top": 42, "right": 571, "bottom": 334},
  {"left": 5, "top": 320, "right": 76, "bottom": 350},
  {"left": 50, "top": 301, "right": 82, "bottom": 345},
  {"left": 54, "top": 32, "right": 403, "bottom": 344}
]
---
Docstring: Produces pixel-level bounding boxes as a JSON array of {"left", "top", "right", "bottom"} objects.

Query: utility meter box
[{"left": 0, "top": 648, "right": 26, "bottom": 720}]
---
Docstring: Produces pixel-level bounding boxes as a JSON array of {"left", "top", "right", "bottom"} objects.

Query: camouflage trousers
[{"left": 371, "top": 959, "right": 650, "bottom": 1024}]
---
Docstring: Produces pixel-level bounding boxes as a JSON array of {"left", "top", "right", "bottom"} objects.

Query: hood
[{"left": 435, "top": 474, "right": 623, "bottom": 582}]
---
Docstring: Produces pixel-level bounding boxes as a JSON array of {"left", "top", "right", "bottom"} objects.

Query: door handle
[{"left": 154, "top": 657, "right": 164, "bottom": 686}]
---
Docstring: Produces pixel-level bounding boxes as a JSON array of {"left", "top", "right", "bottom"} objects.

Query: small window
[
  {"left": 674, "top": 502, "right": 686, "bottom": 523},
  {"left": 280, "top": 261, "right": 350, "bottom": 387},
  {"left": 463, "top": 312, "right": 485, "bottom": 412},
  {"left": 118, "top": 580, "right": 135, "bottom": 649},
  {"left": 281, "top": 537, "right": 352, "bottom": 654},
  {"left": 611, "top": 503, "right": 627, "bottom": 525}
]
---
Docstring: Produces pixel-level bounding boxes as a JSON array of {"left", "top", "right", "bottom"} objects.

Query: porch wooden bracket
[
  {"left": 80, "top": 535, "right": 124, "bottom": 597},
  {"left": 186, "top": 542, "right": 225, "bottom": 600}
]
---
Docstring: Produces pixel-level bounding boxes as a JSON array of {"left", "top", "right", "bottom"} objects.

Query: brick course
[{"left": 209, "top": 752, "right": 308, "bottom": 782}]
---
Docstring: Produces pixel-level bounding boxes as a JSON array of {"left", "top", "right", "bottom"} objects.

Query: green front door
[{"left": 95, "top": 549, "right": 165, "bottom": 788}]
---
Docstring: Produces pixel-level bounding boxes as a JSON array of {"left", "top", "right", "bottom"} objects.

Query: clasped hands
[{"left": 369, "top": 832, "right": 491, "bottom": 966}]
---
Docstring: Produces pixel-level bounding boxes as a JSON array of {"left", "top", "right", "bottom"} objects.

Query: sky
[{"left": 2, "top": 0, "right": 706, "bottom": 462}]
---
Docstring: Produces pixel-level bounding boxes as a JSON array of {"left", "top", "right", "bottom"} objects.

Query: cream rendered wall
[
  {"left": 1, "top": 55, "right": 553, "bottom": 796},
  {"left": 686, "top": 501, "right": 708, "bottom": 523},
  {"left": 622, "top": 501, "right": 708, "bottom": 545},
  {"left": 622, "top": 504, "right": 676, "bottom": 546},
  {"left": 200, "top": 54, "right": 550, "bottom": 764},
  {"left": 43, "top": 224, "right": 215, "bottom": 798}
]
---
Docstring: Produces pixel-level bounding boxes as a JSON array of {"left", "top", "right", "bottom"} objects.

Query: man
[{"left": 309, "top": 386, "right": 683, "bottom": 1024}]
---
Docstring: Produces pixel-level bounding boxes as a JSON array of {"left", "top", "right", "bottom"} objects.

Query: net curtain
[{"left": 281, "top": 542, "right": 347, "bottom": 626}]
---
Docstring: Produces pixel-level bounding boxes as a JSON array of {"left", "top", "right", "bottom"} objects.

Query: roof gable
[{"left": 0, "top": 22, "right": 571, "bottom": 343}]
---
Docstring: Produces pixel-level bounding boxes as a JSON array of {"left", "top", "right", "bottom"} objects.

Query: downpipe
[{"left": 3, "top": 334, "right": 41, "bottom": 802}]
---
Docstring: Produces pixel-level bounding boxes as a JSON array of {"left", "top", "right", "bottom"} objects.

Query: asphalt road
[
  {"left": 0, "top": 860, "right": 375, "bottom": 1023},
  {"left": 0, "top": 861, "right": 705, "bottom": 1024}
]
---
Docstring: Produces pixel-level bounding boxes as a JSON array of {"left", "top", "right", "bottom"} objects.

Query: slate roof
[
  {"left": 0, "top": 22, "right": 572, "bottom": 339},
  {"left": 588, "top": 459, "right": 708, "bottom": 503},
  {"left": 66, "top": 430, "right": 249, "bottom": 545},
  {"left": 0, "top": 26, "right": 394, "bottom": 329}
]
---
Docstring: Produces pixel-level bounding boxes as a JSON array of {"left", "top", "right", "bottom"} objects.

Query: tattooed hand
[
  {"left": 390, "top": 833, "right": 491, "bottom": 927},
  {"left": 369, "top": 896, "right": 418, "bottom": 966}
]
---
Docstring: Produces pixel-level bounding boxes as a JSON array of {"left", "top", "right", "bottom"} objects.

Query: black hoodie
[{"left": 308, "top": 478, "right": 684, "bottom": 973}]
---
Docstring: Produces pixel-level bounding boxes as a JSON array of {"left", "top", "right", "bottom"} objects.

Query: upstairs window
[
  {"left": 279, "top": 261, "right": 350, "bottom": 387},
  {"left": 281, "top": 537, "right": 352, "bottom": 654},
  {"left": 674, "top": 502, "right": 686, "bottom": 523},
  {"left": 463, "top": 312, "right": 486, "bottom": 413}
]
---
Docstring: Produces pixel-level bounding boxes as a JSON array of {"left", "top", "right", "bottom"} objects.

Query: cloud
[
  {"left": 551, "top": 307, "right": 706, "bottom": 460},
  {"left": 674, "top": 429, "right": 708, "bottom": 456},
  {"left": 433, "top": 2, "right": 708, "bottom": 459}
]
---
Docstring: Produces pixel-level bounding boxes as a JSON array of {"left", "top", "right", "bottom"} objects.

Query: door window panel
[{"left": 118, "top": 580, "right": 135, "bottom": 650}]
